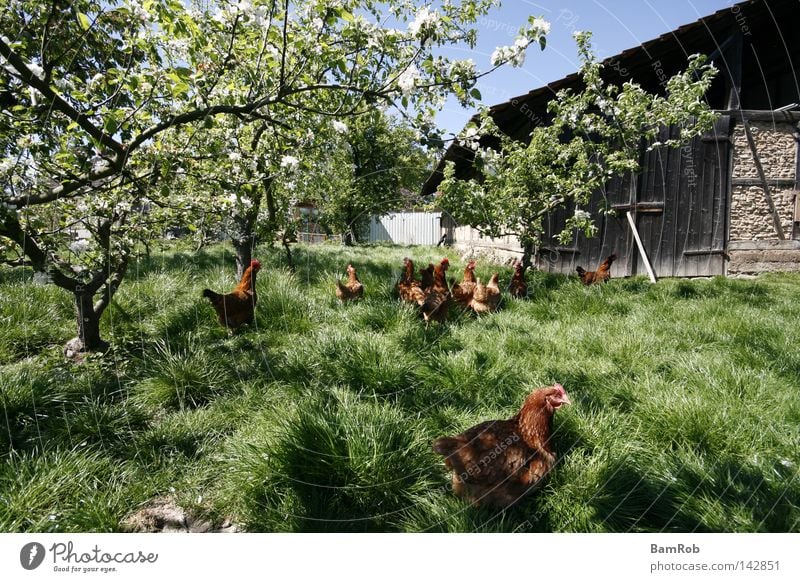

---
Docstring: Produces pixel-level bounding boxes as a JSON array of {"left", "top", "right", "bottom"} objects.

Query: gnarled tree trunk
[
  {"left": 521, "top": 241, "right": 534, "bottom": 272},
  {"left": 233, "top": 236, "right": 254, "bottom": 280},
  {"left": 63, "top": 289, "right": 109, "bottom": 360}
]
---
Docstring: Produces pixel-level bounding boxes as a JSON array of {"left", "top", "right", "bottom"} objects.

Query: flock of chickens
[{"left": 200, "top": 252, "right": 616, "bottom": 508}]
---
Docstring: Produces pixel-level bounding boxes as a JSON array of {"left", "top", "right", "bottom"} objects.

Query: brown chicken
[
  {"left": 451, "top": 260, "right": 477, "bottom": 308},
  {"left": 469, "top": 272, "right": 501, "bottom": 313},
  {"left": 419, "top": 263, "right": 435, "bottom": 292},
  {"left": 576, "top": 253, "right": 617, "bottom": 285},
  {"left": 509, "top": 261, "right": 528, "bottom": 299},
  {"left": 202, "top": 259, "right": 261, "bottom": 330},
  {"left": 408, "top": 262, "right": 436, "bottom": 306},
  {"left": 397, "top": 257, "right": 423, "bottom": 304},
  {"left": 433, "top": 384, "right": 571, "bottom": 507},
  {"left": 420, "top": 258, "right": 451, "bottom": 326},
  {"left": 335, "top": 263, "right": 364, "bottom": 302}
]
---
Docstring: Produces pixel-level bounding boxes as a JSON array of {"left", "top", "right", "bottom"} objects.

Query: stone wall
[
  {"left": 728, "top": 120, "right": 799, "bottom": 274},
  {"left": 729, "top": 185, "right": 796, "bottom": 241}
]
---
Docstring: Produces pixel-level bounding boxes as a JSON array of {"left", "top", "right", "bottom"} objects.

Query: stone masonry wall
[
  {"left": 729, "top": 121, "right": 797, "bottom": 240},
  {"left": 728, "top": 120, "right": 800, "bottom": 275}
]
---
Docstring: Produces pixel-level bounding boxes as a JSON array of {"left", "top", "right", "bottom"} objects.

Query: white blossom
[
  {"left": 408, "top": 7, "right": 440, "bottom": 40},
  {"left": 128, "top": 0, "right": 150, "bottom": 23},
  {"left": 212, "top": 9, "right": 228, "bottom": 24},
  {"left": 280, "top": 155, "right": 299, "bottom": 170},
  {"left": 460, "top": 125, "right": 481, "bottom": 151},
  {"left": 27, "top": 62, "right": 45, "bottom": 80},
  {"left": 448, "top": 58, "right": 476, "bottom": 80},
  {"left": 574, "top": 208, "right": 591, "bottom": 221},
  {"left": 532, "top": 17, "right": 551, "bottom": 35},
  {"left": 397, "top": 63, "right": 420, "bottom": 95},
  {"left": 490, "top": 41, "right": 527, "bottom": 67},
  {"left": 54, "top": 77, "right": 71, "bottom": 92},
  {"left": 332, "top": 120, "right": 348, "bottom": 134},
  {"left": 235, "top": 1, "right": 253, "bottom": 15},
  {"left": 575, "top": 208, "right": 592, "bottom": 220}
]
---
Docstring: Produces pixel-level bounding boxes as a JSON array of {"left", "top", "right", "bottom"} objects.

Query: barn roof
[{"left": 422, "top": 0, "right": 799, "bottom": 195}]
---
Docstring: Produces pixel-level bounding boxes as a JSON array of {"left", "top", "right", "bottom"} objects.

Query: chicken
[
  {"left": 335, "top": 263, "right": 364, "bottom": 302},
  {"left": 202, "top": 259, "right": 261, "bottom": 330},
  {"left": 433, "top": 384, "right": 571, "bottom": 507},
  {"left": 419, "top": 263, "right": 435, "bottom": 293},
  {"left": 451, "top": 260, "right": 477, "bottom": 308},
  {"left": 407, "top": 262, "right": 436, "bottom": 306},
  {"left": 509, "top": 260, "right": 528, "bottom": 299},
  {"left": 576, "top": 253, "right": 617, "bottom": 285},
  {"left": 469, "top": 272, "right": 501, "bottom": 313},
  {"left": 420, "top": 258, "right": 451, "bottom": 326},
  {"left": 397, "top": 257, "right": 422, "bottom": 304}
]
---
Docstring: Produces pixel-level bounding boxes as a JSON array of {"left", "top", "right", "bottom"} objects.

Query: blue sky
[{"left": 434, "top": 0, "right": 738, "bottom": 135}]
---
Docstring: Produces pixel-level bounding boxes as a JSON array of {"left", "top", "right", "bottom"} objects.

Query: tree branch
[{"left": 0, "top": 37, "right": 124, "bottom": 156}]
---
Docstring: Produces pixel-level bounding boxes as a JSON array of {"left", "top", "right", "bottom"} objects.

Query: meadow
[{"left": 1, "top": 242, "right": 798, "bottom": 532}]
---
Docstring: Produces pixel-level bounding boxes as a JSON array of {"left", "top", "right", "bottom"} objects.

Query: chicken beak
[{"left": 561, "top": 393, "right": 572, "bottom": 406}]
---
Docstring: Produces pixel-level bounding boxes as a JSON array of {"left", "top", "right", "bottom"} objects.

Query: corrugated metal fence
[{"left": 368, "top": 212, "right": 443, "bottom": 245}]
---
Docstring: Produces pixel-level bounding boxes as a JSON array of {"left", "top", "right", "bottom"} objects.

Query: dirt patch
[{"left": 121, "top": 497, "right": 241, "bottom": 533}]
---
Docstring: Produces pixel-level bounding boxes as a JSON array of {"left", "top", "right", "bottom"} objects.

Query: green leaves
[
  {"left": 77, "top": 13, "right": 91, "bottom": 31},
  {"left": 439, "top": 30, "right": 718, "bottom": 251}
]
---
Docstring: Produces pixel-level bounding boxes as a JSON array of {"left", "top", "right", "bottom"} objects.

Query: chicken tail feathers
[
  {"left": 202, "top": 289, "right": 221, "bottom": 302},
  {"left": 575, "top": 266, "right": 586, "bottom": 276}
]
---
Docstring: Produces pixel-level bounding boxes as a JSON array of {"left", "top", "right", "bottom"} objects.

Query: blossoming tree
[
  {"left": 0, "top": 0, "right": 551, "bottom": 356},
  {"left": 313, "top": 110, "right": 432, "bottom": 245},
  {"left": 437, "top": 32, "right": 719, "bottom": 271}
]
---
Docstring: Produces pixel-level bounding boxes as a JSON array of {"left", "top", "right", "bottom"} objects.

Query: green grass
[{"left": 1, "top": 241, "right": 799, "bottom": 532}]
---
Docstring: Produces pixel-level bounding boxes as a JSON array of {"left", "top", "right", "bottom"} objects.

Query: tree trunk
[
  {"left": 282, "top": 232, "right": 295, "bottom": 271},
  {"left": 64, "top": 290, "right": 109, "bottom": 360},
  {"left": 521, "top": 241, "right": 534, "bottom": 272},
  {"left": 234, "top": 237, "right": 253, "bottom": 280}
]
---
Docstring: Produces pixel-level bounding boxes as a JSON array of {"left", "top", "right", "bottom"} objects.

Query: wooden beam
[
  {"left": 731, "top": 177, "right": 796, "bottom": 187},
  {"left": 626, "top": 211, "right": 657, "bottom": 283},
  {"left": 740, "top": 113, "right": 786, "bottom": 240},
  {"left": 715, "top": 109, "right": 800, "bottom": 122},
  {"left": 612, "top": 201, "right": 665, "bottom": 214}
]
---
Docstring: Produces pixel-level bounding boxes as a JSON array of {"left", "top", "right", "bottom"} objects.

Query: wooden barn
[{"left": 422, "top": 0, "right": 800, "bottom": 278}]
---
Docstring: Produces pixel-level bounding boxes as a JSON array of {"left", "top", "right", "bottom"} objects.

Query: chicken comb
[{"left": 250, "top": 259, "right": 262, "bottom": 269}]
